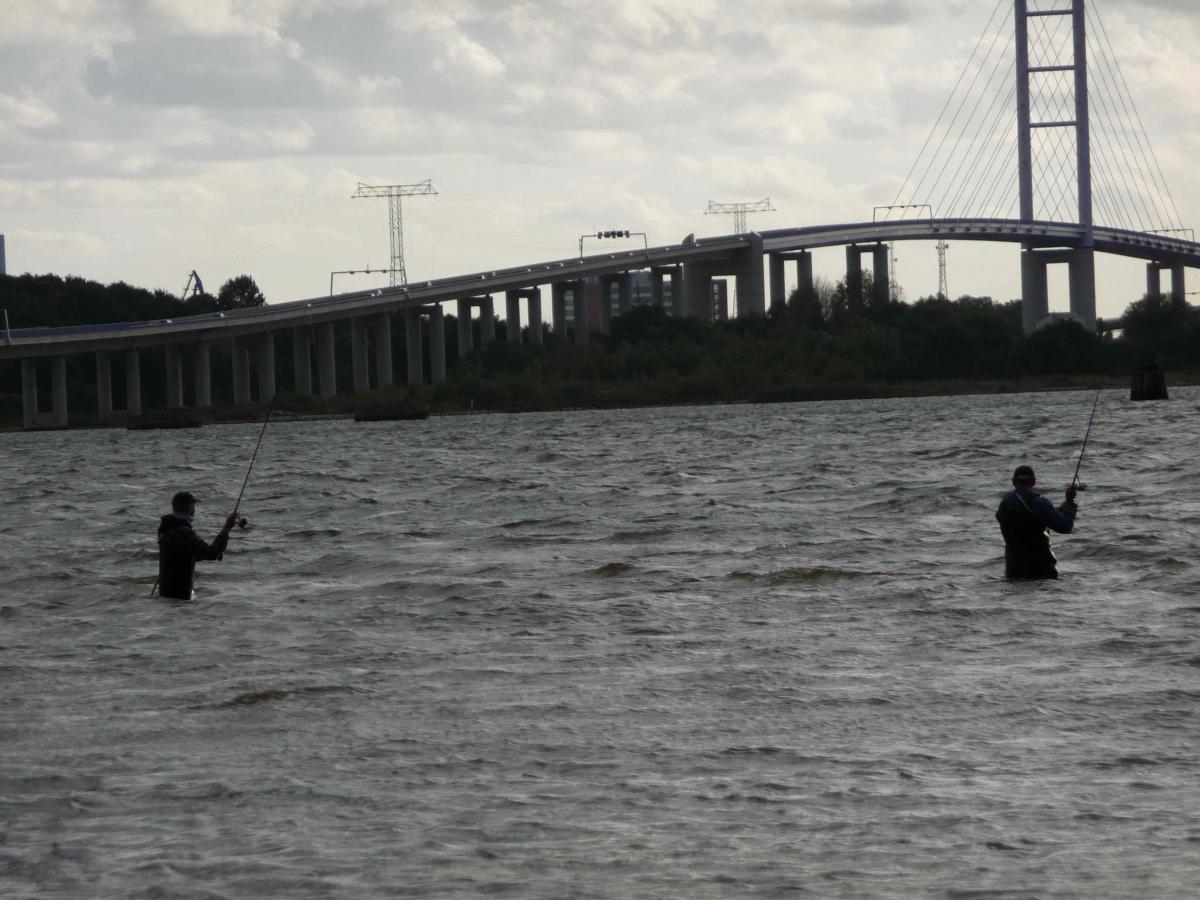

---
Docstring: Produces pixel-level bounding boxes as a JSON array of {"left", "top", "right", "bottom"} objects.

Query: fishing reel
[{"left": 237, "top": 515, "right": 249, "bottom": 529}]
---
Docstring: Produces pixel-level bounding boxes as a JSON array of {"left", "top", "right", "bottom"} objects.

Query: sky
[{"left": 2, "top": 0, "right": 1198, "bottom": 321}]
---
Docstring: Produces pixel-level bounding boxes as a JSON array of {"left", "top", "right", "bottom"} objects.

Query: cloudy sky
[{"left": 2, "top": 0, "right": 1197, "bottom": 320}]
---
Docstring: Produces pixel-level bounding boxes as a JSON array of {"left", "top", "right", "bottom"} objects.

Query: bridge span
[{"left": 2, "top": 216, "right": 1198, "bottom": 429}]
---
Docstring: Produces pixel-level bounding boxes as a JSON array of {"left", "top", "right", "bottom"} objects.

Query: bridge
[{"left": 3, "top": 0, "right": 1198, "bottom": 428}]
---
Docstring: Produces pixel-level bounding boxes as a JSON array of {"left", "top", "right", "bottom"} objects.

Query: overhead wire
[
  {"left": 887, "top": 0, "right": 1008, "bottom": 212},
  {"left": 1089, "top": 1, "right": 1186, "bottom": 232}
]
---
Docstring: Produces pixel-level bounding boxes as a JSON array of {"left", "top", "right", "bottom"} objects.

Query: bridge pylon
[{"left": 1015, "top": 0, "right": 1095, "bottom": 332}]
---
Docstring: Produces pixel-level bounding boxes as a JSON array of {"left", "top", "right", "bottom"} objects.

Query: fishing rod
[
  {"left": 150, "top": 392, "right": 278, "bottom": 597},
  {"left": 1070, "top": 388, "right": 1102, "bottom": 491},
  {"left": 232, "top": 389, "right": 279, "bottom": 521}
]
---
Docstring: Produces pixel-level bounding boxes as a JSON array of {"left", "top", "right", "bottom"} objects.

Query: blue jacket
[{"left": 995, "top": 489, "right": 1077, "bottom": 579}]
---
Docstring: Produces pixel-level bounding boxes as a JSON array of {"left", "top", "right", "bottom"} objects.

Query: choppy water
[{"left": 3, "top": 389, "right": 1200, "bottom": 898}]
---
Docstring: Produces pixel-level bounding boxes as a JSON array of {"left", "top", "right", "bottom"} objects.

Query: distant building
[{"left": 711, "top": 279, "right": 729, "bottom": 321}]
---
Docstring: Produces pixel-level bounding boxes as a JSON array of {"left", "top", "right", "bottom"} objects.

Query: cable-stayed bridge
[{"left": 3, "top": 0, "right": 1197, "bottom": 429}]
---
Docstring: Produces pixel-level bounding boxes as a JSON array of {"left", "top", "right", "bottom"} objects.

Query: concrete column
[
  {"left": 795, "top": 252, "right": 815, "bottom": 304},
  {"left": 1171, "top": 263, "right": 1186, "bottom": 302},
  {"left": 165, "top": 344, "right": 184, "bottom": 409},
  {"left": 351, "top": 316, "right": 369, "bottom": 392},
  {"left": 457, "top": 300, "right": 474, "bottom": 357},
  {"left": 551, "top": 283, "right": 568, "bottom": 333},
  {"left": 1146, "top": 263, "right": 1162, "bottom": 299},
  {"left": 670, "top": 267, "right": 685, "bottom": 317},
  {"left": 406, "top": 307, "right": 424, "bottom": 385},
  {"left": 292, "top": 328, "right": 312, "bottom": 396},
  {"left": 479, "top": 298, "right": 496, "bottom": 345},
  {"left": 572, "top": 284, "right": 590, "bottom": 343},
  {"left": 315, "top": 323, "right": 336, "bottom": 397},
  {"left": 194, "top": 341, "right": 212, "bottom": 408},
  {"left": 683, "top": 260, "right": 713, "bottom": 320},
  {"left": 257, "top": 333, "right": 276, "bottom": 404},
  {"left": 96, "top": 351, "right": 113, "bottom": 420},
  {"left": 374, "top": 312, "right": 392, "bottom": 389},
  {"left": 872, "top": 244, "right": 890, "bottom": 306},
  {"left": 506, "top": 290, "right": 522, "bottom": 344},
  {"left": 846, "top": 245, "right": 864, "bottom": 310},
  {"left": 126, "top": 348, "right": 142, "bottom": 415},
  {"left": 51, "top": 355, "right": 67, "bottom": 427},
  {"left": 1020, "top": 249, "right": 1049, "bottom": 333},
  {"left": 734, "top": 233, "right": 766, "bottom": 317},
  {"left": 617, "top": 273, "right": 633, "bottom": 315},
  {"left": 769, "top": 253, "right": 786, "bottom": 314},
  {"left": 598, "top": 276, "right": 619, "bottom": 332},
  {"left": 429, "top": 306, "right": 447, "bottom": 383},
  {"left": 527, "top": 288, "right": 543, "bottom": 346},
  {"left": 651, "top": 270, "right": 666, "bottom": 308},
  {"left": 21, "top": 359, "right": 36, "bottom": 428},
  {"left": 1068, "top": 247, "right": 1097, "bottom": 329},
  {"left": 232, "top": 338, "right": 251, "bottom": 406}
]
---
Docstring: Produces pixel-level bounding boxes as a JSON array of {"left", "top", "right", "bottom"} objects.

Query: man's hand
[
  {"left": 223, "top": 511, "right": 240, "bottom": 532},
  {"left": 1065, "top": 484, "right": 1078, "bottom": 504}
]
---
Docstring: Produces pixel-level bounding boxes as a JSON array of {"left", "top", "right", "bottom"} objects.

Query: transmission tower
[
  {"left": 936, "top": 240, "right": 949, "bottom": 299},
  {"left": 704, "top": 198, "right": 775, "bottom": 235},
  {"left": 352, "top": 179, "right": 437, "bottom": 287}
]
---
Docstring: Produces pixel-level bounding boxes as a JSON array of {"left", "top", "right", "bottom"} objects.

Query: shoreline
[{"left": 2, "top": 373, "right": 1189, "bottom": 433}]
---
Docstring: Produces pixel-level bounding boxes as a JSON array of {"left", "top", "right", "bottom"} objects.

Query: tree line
[{"left": 2, "top": 268, "right": 1196, "bottom": 423}]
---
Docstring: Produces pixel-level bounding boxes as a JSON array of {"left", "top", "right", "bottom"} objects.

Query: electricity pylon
[
  {"left": 352, "top": 179, "right": 437, "bottom": 287},
  {"left": 704, "top": 198, "right": 775, "bottom": 235},
  {"left": 936, "top": 240, "right": 949, "bottom": 299}
]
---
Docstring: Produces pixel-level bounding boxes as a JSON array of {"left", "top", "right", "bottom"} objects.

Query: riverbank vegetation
[{"left": 2, "top": 271, "right": 1196, "bottom": 425}]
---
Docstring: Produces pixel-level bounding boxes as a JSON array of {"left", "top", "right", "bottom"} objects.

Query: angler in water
[
  {"left": 996, "top": 465, "right": 1078, "bottom": 579},
  {"left": 157, "top": 491, "right": 240, "bottom": 599}
]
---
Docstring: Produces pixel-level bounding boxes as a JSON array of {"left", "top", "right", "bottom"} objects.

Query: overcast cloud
[{"left": 1, "top": 0, "right": 1197, "bottom": 319}]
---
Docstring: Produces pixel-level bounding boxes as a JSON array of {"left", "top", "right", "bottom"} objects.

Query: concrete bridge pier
[
  {"left": 479, "top": 297, "right": 496, "bottom": 345},
  {"left": 24, "top": 356, "right": 70, "bottom": 428},
  {"left": 551, "top": 283, "right": 569, "bottom": 333},
  {"left": 526, "top": 287, "right": 543, "bottom": 345},
  {"left": 351, "top": 317, "right": 370, "bottom": 393},
  {"left": 194, "top": 341, "right": 212, "bottom": 408},
  {"left": 406, "top": 307, "right": 424, "bottom": 385},
  {"left": 1021, "top": 246, "right": 1096, "bottom": 331},
  {"left": 769, "top": 253, "right": 787, "bottom": 314},
  {"left": 1069, "top": 248, "right": 1096, "bottom": 329},
  {"left": 732, "top": 233, "right": 766, "bottom": 316},
  {"left": 428, "top": 306, "right": 446, "bottom": 383},
  {"left": 232, "top": 337, "right": 252, "bottom": 406},
  {"left": 126, "top": 349, "right": 142, "bottom": 416},
  {"left": 457, "top": 299, "right": 474, "bottom": 357},
  {"left": 1147, "top": 261, "right": 1186, "bottom": 301},
  {"left": 505, "top": 290, "right": 521, "bottom": 344},
  {"left": 617, "top": 273, "right": 633, "bottom": 316},
  {"left": 257, "top": 333, "right": 276, "bottom": 404},
  {"left": 318, "top": 323, "right": 336, "bottom": 397},
  {"left": 1020, "top": 248, "right": 1050, "bottom": 332},
  {"left": 683, "top": 260, "right": 713, "bottom": 320},
  {"left": 96, "top": 351, "right": 113, "bottom": 420},
  {"left": 872, "top": 244, "right": 890, "bottom": 306},
  {"left": 572, "top": 283, "right": 590, "bottom": 343},
  {"left": 165, "top": 344, "right": 184, "bottom": 409},
  {"left": 292, "top": 328, "right": 313, "bottom": 396},
  {"left": 20, "top": 359, "right": 36, "bottom": 428},
  {"left": 373, "top": 313, "right": 393, "bottom": 389}
]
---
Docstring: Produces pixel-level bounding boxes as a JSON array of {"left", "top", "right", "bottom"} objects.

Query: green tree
[{"left": 217, "top": 275, "right": 266, "bottom": 310}]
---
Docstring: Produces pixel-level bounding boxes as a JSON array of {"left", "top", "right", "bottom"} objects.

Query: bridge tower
[{"left": 1015, "top": 0, "right": 1095, "bottom": 332}]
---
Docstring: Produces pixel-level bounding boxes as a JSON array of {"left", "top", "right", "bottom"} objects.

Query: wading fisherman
[
  {"left": 996, "top": 465, "right": 1078, "bottom": 579},
  {"left": 157, "top": 491, "right": 239, "bottom": 599}
]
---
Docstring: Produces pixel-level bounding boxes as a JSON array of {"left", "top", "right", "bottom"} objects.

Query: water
[{"left": 3, "top": 389, "right": 1200, "bottom": 898}]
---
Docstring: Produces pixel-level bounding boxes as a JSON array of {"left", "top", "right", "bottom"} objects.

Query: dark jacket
[
  {"left": 158, "top": 513, "right": 229, "bottom": 599},
  {"left": 995, "top": 489, "right": 1077, "bottom": 579}
]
